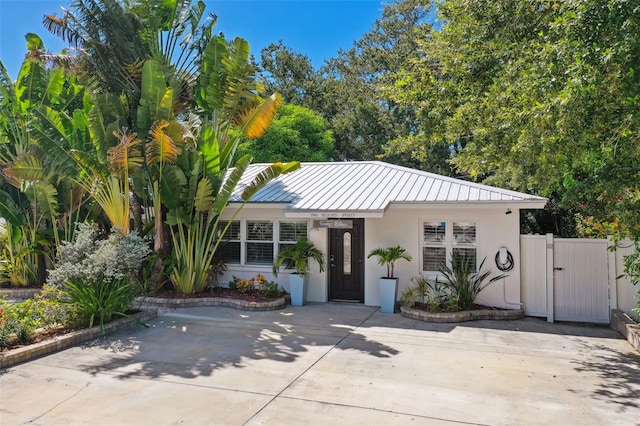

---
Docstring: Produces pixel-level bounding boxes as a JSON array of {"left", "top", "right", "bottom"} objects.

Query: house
[{"left": 219, "top": 161, "right": 547, "bottom": 309}]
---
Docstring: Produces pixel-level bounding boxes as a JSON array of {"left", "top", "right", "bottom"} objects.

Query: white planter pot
[
  {"left": 378, "top": 277, "right": 398, "bottom": 314},
  {"left": 289, "top": 274, "right": 308, "bottom": 306}
]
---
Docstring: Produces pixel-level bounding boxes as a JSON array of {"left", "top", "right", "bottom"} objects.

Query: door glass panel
[{"left": 343, "top": 232, "right": 352, "bottom": 275}]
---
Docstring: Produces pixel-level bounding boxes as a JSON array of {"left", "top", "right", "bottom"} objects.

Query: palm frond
[
  {"left": 193, "top": 177, "right": 214, "bottom": 213},
  {"left": 239, "top": 93, "right": 283, "bottom": 139},
  {"left": 107, "top": 128, "right": 143, "bottom": 177},
  {"left": 146, "top": 119, "right": 181, "bottom": 165},
  {"left": 211, "top": 154, "right": 251, "bottom": 215},
  {"left": 241, "top": 161, "right": 300, "bottom": 201}
]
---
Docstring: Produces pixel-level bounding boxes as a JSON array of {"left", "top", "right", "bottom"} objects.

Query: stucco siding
[
  {"left": 221, "top": 204, "right": 522, "bottom": 308},
  {"left": 364, "top": 205, "right": 521, "bottom": 309}
]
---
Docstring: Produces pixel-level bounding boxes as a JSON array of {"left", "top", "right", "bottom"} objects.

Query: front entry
[{"left": 328, "top": 219, "right": 364, "bottom": 302}]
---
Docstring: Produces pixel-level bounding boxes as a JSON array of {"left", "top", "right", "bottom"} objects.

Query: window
[
  {"left": 246, "top": 221, "right": 274, "bottom": 265},
  {"left": 218, "top": 221, "right": 240, "bottom": 264},
  {"left": 452, "top": 222, "right": 477, "bottom": 271},
  {"left": 217, "top": 219, "right": 309, "bottom": 267},
  {"left": 279, "top": 221, "right": 308, "bottom": 251},
  {"left": 422, "top": 221, "right": 477, "bottom": 272},
  {"left": 423, "top": 222, "right": 447, "bottom": 271}
]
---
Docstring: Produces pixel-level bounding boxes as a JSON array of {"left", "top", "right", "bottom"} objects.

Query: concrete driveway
[{"left": 1, "top": 303, "right": 639, "bottom": 425}]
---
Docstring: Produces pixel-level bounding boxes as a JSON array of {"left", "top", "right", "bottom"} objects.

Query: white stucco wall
[
  {"left": 364, "top": 205, "right": 522, "bottom": 309},
  {"left": 218, "top": 206, "right": 329, "bottom": 300},
  {"left": 221, "top": 203, "right": 522, "bottom": 309}
]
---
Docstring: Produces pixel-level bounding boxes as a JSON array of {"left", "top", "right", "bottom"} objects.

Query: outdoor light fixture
[{"left": 505, "top": 209, "right": 512, "bottom": 215}]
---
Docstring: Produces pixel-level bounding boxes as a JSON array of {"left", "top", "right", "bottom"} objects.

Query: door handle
[{"left": 554, "top": 267, "right": 564, "bottom": 271}]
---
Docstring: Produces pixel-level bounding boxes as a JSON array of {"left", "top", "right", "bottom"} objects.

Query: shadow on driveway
[{"left": 77, "top": 305, "right": 399, "bottom": 382}]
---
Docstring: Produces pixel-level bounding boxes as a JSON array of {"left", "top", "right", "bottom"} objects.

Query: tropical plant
[
  {"left": 58, "top": 278, "right": 141, "bottom": 333},
  {"left": 437, "top": 256, "right": 507, "bottom": 311},
  {"left": 42, "top": 0, "right": 215, "bottom": 118},
  {"left": 145, "top": 34, "right": 301, "bottom": 294},
  {"left": 273, "top": 237, "right": 325, "bottom": 276},
  {"left": 400, "top": 276, "right": 449, "bottom": 311},
  {"left": 367, "top": 245, "right": 412, "bottom": 278},
  {"left": 0, "top": 36, "right": 93, "bottom": 285},
  {"left": 400, "top": 276, "right": 429, "bottom": 307}
]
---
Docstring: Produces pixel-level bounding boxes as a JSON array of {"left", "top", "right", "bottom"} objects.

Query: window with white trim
[
  {"left": 452, "top": 222, "right": 477, "bottom": 271},
  {"left": 422, "top": 221, "right": 477, "bottom": 272},
  {"left": 218, "top": 220, "right": 241, "bottom": 264},
  {"left": 246, "top": 221, "right": 274, "bottom": 265},
  {"left": 279, "top": 221, "right": 308, "bottom": 251},
  {"left": 216, "top": 219, "right": 309, "bottom": 267}
]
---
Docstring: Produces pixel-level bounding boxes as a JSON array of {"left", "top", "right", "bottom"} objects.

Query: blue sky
[{"left": 0, "top": 0, "right": 385, "bottom": 80}]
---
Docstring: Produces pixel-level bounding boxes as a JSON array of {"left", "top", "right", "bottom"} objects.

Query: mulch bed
[{"left": 152, "top": 287, "right": 287, "bottom": 303}]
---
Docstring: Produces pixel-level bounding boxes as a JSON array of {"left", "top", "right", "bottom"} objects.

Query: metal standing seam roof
[{"left": 229, "top": 161, "right": 547, "bottom": 213}]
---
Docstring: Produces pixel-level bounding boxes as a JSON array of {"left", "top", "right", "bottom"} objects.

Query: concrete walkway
[{"left": 1, "top": 303, "right": 639, "bottom": 425}]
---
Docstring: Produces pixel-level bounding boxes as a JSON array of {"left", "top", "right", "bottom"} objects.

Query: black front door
[{"left": 329, "top": 219, "right": 364, "bottom": 302}]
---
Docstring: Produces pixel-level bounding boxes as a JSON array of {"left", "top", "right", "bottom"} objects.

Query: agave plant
[{"left": 437, "top": 256, "right": 507, "bottom": 311}]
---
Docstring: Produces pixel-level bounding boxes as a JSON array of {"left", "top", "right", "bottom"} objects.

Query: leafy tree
[
  {"left": 259, "top": 41, "right": 320, "bottom": 106},
  {"left": 388, "top": 0, "right": 640, "bottom": 237},
  {"left": 235, "top": 104, "right": 335, "bottom": 163},
  {"left": 1, "top": 0, "right": 300, "bottom": 293},
  {"left": 257, "top": 0, "right": 440, "bottom": 168},
  {"left": 0, "top": 35, "right": 93, "bottom": 284}
]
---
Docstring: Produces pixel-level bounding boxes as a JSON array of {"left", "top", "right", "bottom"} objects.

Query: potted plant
[
  {"left": 273, "top": 237, "right": 325, "bottom": 306},
  {"left": 368, "top": 245, "right": 412, "bottom": 313}
]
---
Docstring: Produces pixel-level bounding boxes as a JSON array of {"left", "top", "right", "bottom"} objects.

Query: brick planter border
[
  {"left": 135, "top": 295, "right": 289, "bottom": 312},
  {"left": 0, "top": 288, "right": 41, "bottom": 301},
  {"left": 400, "top": 305, "right": 524, "bottom": 323},
  {"left": 610, "top": 309, "right": 640, "bottom": 352},
  {"left": 0, "top": 310, "right": 158, "bottom": 370}
]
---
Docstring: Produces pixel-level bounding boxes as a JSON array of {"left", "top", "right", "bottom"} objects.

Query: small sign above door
[{"left": 313, "top": 219, "right": 353, "bottom": 229}]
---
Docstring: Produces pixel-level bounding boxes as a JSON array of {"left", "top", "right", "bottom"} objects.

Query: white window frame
[
  {"left": 245, "top": 220, "right": 275, "bottom": 265},
  {"left": 217, "top": 220, "right": 241, "bottom": 264},
  {"left": 421, "top": 220, "right": 477, "bottom": 273},
  {"left": 278, "top": 221, "right": 308, "bottom": 252},
  {"left": 219, "top": 219, "right": 309, "bottom": 267}
]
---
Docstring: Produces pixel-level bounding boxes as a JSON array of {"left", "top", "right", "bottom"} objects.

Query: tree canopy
[
  {"left": 386, "top": 0, "right": 640, "bottom": 237},
  {"left": 235, "top": 104, "right": 335, "bottom": 163}
]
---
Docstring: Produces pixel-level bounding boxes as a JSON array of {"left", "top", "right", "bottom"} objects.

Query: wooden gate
[{"left": 521, "top": 235, "right": 611, "bottom": 324}]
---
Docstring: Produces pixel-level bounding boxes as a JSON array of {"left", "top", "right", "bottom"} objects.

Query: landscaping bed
[
  {"left": 137, "top": 288, "right": 290, "bottom": 311},
  {"left": 0, "top": 310, "right": 157, "bottom": 369},
  {"left": 400, "top": 304, "right": 524, "bottom": 323}
]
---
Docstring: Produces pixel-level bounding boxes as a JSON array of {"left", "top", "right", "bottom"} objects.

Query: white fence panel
[
  {"left": 519, "top": 235, "right": 638, "bottom": 324},
  {"left": 553, "top": 239, "right": 609, "bottom": 323},
  {"left": 520, "top": 236, "right": 547, "bottom": 317},
  {"left": 614, "top": 241, "right": 640, "bottom": 321}
]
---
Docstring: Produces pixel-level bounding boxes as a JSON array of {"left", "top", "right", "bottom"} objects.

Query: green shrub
[
  {"left": 401, "top": 276, "right": 447, "bottom": 310},
  {"left": 59, "top": 278, "right": 140, "bottom": 333},
  {"left": 260, "top": 281, "right": 281, "bottom": 297},
  {"left": 438, "top": 256, "right": 506, "bottom": 311},
  {"left": 48, "top": 223, "right": 150, "bottom": 288},
  {"left": 0, "top": 293, "right": 70, "bottom": 349}
]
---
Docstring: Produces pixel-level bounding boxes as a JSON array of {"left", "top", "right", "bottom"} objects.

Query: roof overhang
[{"left": 389, "top": 200, "right": 548, "bottom": 210}]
